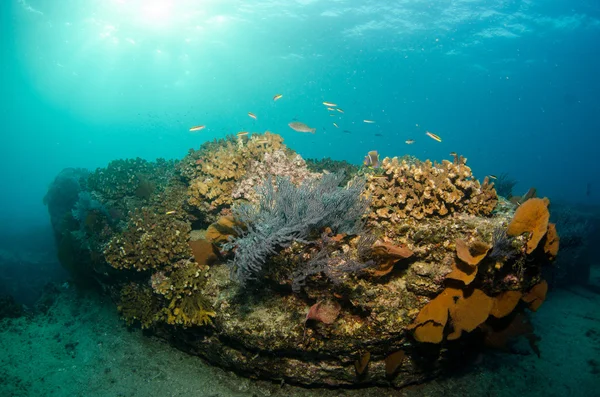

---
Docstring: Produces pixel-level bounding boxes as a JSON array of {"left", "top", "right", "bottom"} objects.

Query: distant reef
[{"left": 45, "top": 132, "right": 559, "bottom": 388}]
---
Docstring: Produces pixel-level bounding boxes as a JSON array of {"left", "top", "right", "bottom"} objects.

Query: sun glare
[{"left": 140, "top": 1, "right": 173, "bottom": 28}]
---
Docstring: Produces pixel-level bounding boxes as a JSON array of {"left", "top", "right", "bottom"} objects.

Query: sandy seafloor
[{"left": 1, "top": 266, "right": 599, "bottom": 397}]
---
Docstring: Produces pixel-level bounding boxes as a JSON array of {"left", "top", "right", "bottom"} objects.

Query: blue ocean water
[{"left": 2, "top": 0, "right": 599, "bottom": 236}]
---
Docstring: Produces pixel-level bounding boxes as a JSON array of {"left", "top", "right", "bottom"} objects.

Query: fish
[
  {"left": 375, "top": 133, "right": 383, "bottom": 137},
  {"left": 405, "top": 139, "right": 415, "bottom": 144},
  {"left": 323, "top": 101, "right": 337, "bottom": 107},
  {"left": 288, "top": 121, "right": 316, "bottom": 133},
  {"left": 371, "top": 176, "right": 388, "bottom": 180},
  {"left": 273, "top": 94, "right": 283, "bottom": 101},
  {"left": 488, "top": 175, "right": 497, "bottom": 180},
  {"left": 449, "top": 151, "right": 457, "bottom": 156},
  {"left": 426, "top": 131, "right": 442, "bottom": 142},
  {"left": 329, "top": 114, "right": 336, "bottom": 117},
  {"left": 336, "top": 108, "right": 344, "bottom": 113},
  {"left": 363, "top": 119, "right": 376, "bottom": 124},
  {"left": 327, "top": 107, "right": 336, "bottom": 111},
  {"left": 189, "top": 125, "right": 206, "bottom": 132},
  {"left": 237, "top": 131, "right": 249, "bottom": 138},
  {"left": 165, "top": 210, "right": 177, "bottom": 215},
  {"left": 363, "top": 150, "right": 380, "bottom": 168},
  {"left": 333, "top": 122, "right": 339, "bottom": 128},
  {"left": 343, "top": 130, "right": 352, "bottom": 133},
  {"left": 248, "top": 112, "right": 257, "bottom": 120}
]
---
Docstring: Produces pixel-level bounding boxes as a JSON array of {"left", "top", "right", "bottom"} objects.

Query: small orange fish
[
  {"left": 189, "top": 125, "right": 206, "bottom": 132},
  {"left": 273, "top": 94, "right": 283, "bottom": 101},
  {"left": 426, "top": 131, "right": 442, "bottom": 142},
  {"left": 248, "top": 112, "right": 257, "bottom": 120}
]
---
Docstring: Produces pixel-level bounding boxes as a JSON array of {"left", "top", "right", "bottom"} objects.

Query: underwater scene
[{"left": 1, "top": 0, "right": 600, "bottom": 396}]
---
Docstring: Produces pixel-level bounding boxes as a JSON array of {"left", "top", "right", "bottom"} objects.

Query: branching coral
[
  {"left": 365, "top": 157, "right": 497, "bottom": 224},
  {"left": 186, "top": 133, "right": 289, "bottom": 215},
  {"left": 104, "top": 207, "right": 192, "bottom": 272}
]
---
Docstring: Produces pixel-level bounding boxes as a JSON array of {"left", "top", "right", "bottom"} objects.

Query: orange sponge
[{"left": 507, "top": 198, "right": 550, "bottom": 254}]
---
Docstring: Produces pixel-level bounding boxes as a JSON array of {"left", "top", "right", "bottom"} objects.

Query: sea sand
[{"left": 1, "top": 266, "right": 599, "bottom": 397}]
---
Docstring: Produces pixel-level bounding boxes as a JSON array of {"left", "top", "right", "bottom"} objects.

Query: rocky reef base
[{"left": 44, "top": 132, "right": 558, "bottom": 387}]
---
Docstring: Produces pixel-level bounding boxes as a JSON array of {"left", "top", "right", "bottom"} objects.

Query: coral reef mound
[{"left": 45, "top": 132, "right": 557, "bottom": 388}]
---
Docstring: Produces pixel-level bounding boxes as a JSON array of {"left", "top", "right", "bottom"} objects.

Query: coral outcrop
[{"left": 45, "top": 132, "right": 558, "bottom": 389}]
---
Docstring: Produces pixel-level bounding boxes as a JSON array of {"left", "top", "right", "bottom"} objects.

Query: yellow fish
[
  {"left": 189, "top": 125, "right": 206, "bottom": 132},
  {"left": 248, "top": 112, "right": 257, "bottom": 120},
  {"left": 336, "top": 108, "right": 344, "bottom": 113},
  {"left": 333, "top": 122, "right": 339, "bottom": 128},
  {"left": 165, "top": 210, "right": 177, "bottom": 215},
  {"left": 273, "top": 94, "right": 283, "bottom": 101},
  {"left": 363, "top": 119, "right": 376, "bottom": 124},
  {"left": 323, "top": 101, "right": 337, "bottom": 107},
  {"left": 426, "top": 131, "right": 442, "bottom": 142}
]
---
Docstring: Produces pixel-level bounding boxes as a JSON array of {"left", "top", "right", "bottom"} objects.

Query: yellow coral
[
  {"left": 165, "top": 292, "right": 216, "bottom": 327},
  {"left": 366, "top": 157, "right": 497, "bottom": 223}
]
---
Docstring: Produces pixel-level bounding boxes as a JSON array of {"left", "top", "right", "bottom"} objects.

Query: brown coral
[
  {"left": 409, "top": 288, "right": 454, "bottom": 343},
  {"left": 455, "top": 239, "right": 490, "bottom": 266},
  {"left": 447, "top": 288, "right": 494, "bottom": 340},
  {"left": 507, "top": 197, "right": 550, "bottom": 254},
  {"left": 522, "top": 280, "right": 548, "bottom": 312},
  {"left": 446, "top": 239, "right": 490, "bottom": 285},
  {"left": 205, "top": 216, "right": 241, "bottom": 244},
  {"left": 370, "top": 240, "right": 414, "bottom": 276},
  {"left": 104, "top": 208, "right": 192, "bottom": 272},
  {"left": 385, "top": 350, "right": 406, "bottom": 377},
  {"left": 366, "top": 157, "right": 497, "bottom": 224},
  {"left": 410, "top": 287, "right": 496, "bottom": 342},
  {"left": 490, "top": 290, "right": 523, "bottom": 318},
  {"left": 446, "top": 261, "right": 478, "bottom": 285}
]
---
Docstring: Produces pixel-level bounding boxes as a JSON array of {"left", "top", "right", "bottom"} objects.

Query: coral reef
[
  {"left": 103, "top": 207, "right": 192, "bottom": 272},
  {"left": 232, "top": 149, "right": 318, "bottom": 202},
  {"left": 185, "top": 133, "right": 289, "bottom": 219},
  {"left": 45, "top": 131, "right": 559, "bottom": 389},
  {"left": 366, "top": 156, "right": 497, "bottom": 226},
  {"left": 86, "top": 158, "right": 175, "bottom": 202},
  {"left": 226, "top": 172, "right": 368, "bottom": 285}
]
